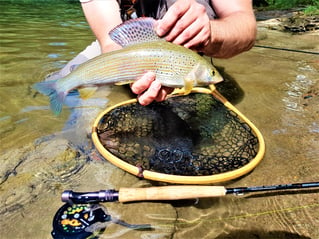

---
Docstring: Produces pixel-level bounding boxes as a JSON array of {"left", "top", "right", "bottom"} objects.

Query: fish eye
[{"left": 212, "top": 70, "right": 215, "bottom": 76}]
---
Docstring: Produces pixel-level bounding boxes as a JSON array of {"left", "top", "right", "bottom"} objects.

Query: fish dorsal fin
[{"left": 109, "top": 17, "right": 162, "bottom": 47}]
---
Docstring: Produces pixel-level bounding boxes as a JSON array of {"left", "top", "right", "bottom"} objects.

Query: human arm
[
  {"left": 80, "top": 0, "right": 256, "bottom": 105},
  {"left": 156, "top": 0, "right": 257, "bottom": 58},
  {"left": 132, "top": 0, "right": 257, "bottom": 104},
  {"left": 80, "top": 0, "right": 171, "bottom": 105},
  {"left": 80, "top": 0, "right": 123, "bottom": 53},
  {"left": 207, "top": 0, "right": 257, "bottom": 58}
]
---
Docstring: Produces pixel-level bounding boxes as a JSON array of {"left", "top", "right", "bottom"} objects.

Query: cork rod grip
[{"left": 118, "top": 186, "right": 227, "bottom": 202}]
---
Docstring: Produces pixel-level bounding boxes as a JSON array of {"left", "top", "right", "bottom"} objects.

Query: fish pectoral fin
[
  {"left": 182, "top": 78, "right": 194, "bottom": 95},
  {"left": 114, "top": 80, "right": 134, "bottom": 86},
  {"left": 78, "top": 86, "right": 98, "bottom": 99}
]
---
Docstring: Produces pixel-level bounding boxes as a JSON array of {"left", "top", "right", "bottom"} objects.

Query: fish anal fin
[
  {"left": 78, "top": 86, "right": 98, "bottom": 99},
  {"left": 114, "top": 80, "right": 134, "bottom": 86}
]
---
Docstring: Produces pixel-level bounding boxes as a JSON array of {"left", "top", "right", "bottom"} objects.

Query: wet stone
[{"left": 0, "top": 138, "right": 87, "bottom": 215}]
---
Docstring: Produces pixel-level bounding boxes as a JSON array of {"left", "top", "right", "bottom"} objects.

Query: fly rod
[
  {"left": 254, "top": 44, "right": 319, "bottom": 55},
  {"left": 62, "top": 182, "right": 319, "bottom": 204}
]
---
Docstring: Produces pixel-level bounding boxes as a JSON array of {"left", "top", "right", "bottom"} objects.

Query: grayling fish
[{"left": 34, "top": 17, "right": 223, "bottom": 115}]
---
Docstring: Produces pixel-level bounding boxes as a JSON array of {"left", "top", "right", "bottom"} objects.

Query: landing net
[{"left": 92, "top": 86, "right": 265, "bottom": 184}]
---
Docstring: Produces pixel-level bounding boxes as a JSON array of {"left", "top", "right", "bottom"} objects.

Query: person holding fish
[
  {"left": 38, "top": 0, "right": 256, "bottom": 114},
  {"left": 79, "top": 0, "right": 256, "bottom": 105}
]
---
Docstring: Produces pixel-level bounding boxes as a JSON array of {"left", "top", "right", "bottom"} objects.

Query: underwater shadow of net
[{"left": 95, "top": 92, "right": 259, "bottom": 177}]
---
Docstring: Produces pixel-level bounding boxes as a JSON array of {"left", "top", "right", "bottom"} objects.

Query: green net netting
[{"left": 96, "top": 93, "right": 259, "bottom": 176}]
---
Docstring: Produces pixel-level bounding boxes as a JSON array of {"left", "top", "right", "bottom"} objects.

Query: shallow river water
[{"left": 0, "top": 1, "right": 318, "bottom": 239}]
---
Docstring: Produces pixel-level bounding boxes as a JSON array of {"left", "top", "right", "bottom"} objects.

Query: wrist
[
  {"left": 203, "top": 20, "right": 224, "bottom": 58},
  {"left": 204, "top": 14, "right": 256, "bottom": 59}
]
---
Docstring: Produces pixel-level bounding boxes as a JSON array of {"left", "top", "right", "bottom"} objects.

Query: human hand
[
  {"left": 156, "top": 0, "right": 211, "bottom": 52},
  {"left": 131, "top": 72, "right": 174, "bottom": 105},
  {"left": 131, "top": 0, "right": 212, "bottom": 105}
]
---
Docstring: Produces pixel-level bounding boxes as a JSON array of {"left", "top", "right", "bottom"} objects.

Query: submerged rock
[
  {"left": 0, "top": 138, "right": 87, "bottom": 215},
  {"left": 0, "top": 135, "right": 177, "bottom": 239}
]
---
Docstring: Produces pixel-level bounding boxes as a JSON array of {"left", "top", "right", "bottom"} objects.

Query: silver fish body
[
  {"left": 61, "top": 41, "right": 221, "bottom": 90},
  {"left": 34, "top": 17, "right": 222, "bottom": 115}
]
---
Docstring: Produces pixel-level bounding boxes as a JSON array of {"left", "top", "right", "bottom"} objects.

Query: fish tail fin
[{"left": 34, "top": 80, "right": 66, "bottom": 115}]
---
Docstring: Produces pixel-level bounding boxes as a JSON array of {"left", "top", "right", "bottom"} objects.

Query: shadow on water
[{"left": 214, "top": 65, "right": 245, "bottom": 105}]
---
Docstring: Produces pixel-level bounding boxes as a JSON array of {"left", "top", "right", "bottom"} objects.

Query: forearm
[
  {"left": 204, "top": 0, "right": 257, "bottom": 58},
  {"left": 81, "top": 0, "right": 122, "bottom": 53},
  {"left": 205, "top": 11, "right": 256, "bottom": 58}
]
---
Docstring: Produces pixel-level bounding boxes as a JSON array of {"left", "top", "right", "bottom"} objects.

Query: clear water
[{"left": 0, "top": 1, "right": 318, "bottom": 238}]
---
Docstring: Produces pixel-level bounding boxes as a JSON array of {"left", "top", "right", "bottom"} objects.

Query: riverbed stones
[{"left": 0, "top": 136, "right": 177, "bottom": 238}]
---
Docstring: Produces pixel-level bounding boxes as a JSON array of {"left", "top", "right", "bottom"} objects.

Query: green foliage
[
  {"left": 265, "top": 0, "right": 319, "bottom": 14},
  {"left": 266, "top": 0, "right": 318, "bottom": 9},
  {"left": 304, "top": 5, "right": 319, "bottom": 14}
]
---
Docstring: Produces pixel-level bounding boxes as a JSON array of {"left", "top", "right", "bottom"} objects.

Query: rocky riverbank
[{"left": 255, "top": 9, "right": 319, "bottom": 33}]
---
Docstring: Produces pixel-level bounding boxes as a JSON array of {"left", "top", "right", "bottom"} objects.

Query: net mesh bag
[{"left": 95, "top": 92, "right": 260, "bottom": 177}]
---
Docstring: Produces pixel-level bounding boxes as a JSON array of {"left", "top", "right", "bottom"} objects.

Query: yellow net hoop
[{"left": 92, "top": 85, "right": 265, "bottom": 184}]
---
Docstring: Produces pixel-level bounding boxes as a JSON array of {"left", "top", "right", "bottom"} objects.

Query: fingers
[
  {"left": 137, "top": 79, "right": 162, "bottom": 105},
  {"left": 173, "top": 17, "right": 210, "bottom": 49},
  {"left": 183, "top": 20, "right": 211, "bottom": 50},
  {"left": 165, "top": 13, "right": 198, "bottom": 44},
  {"left": 155, "top": 86, "right": 174, "bottom": 102},
  {"left": 156, "top": 0, "right": 210, "bottom": 50},
  {"left": 156, "top": 0, "right": 190, "bottom": 37},
  {"left": 131, "top": 71, "right": 156, "bottom": 95},
  {"left": 131, "top": 72, "right": 173, "bottom": 105},
  {"left": 130, "top": 0, "right": 212, "bottom": 105}
]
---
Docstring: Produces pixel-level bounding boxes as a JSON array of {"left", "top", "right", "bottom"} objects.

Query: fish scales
[
  {"left": 34, "top": 17, "right": 223, "bottom": 115},
  {"left": 69, "top": 41, "right": 201, "bottom": 87}
]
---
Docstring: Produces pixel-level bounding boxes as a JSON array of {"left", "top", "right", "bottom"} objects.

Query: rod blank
[
  {"left": 61, "top": 182, "right": 319, "bottom": 204},
  {"left": 226, "top": 182, "right": 319, "bottom": 195}
]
